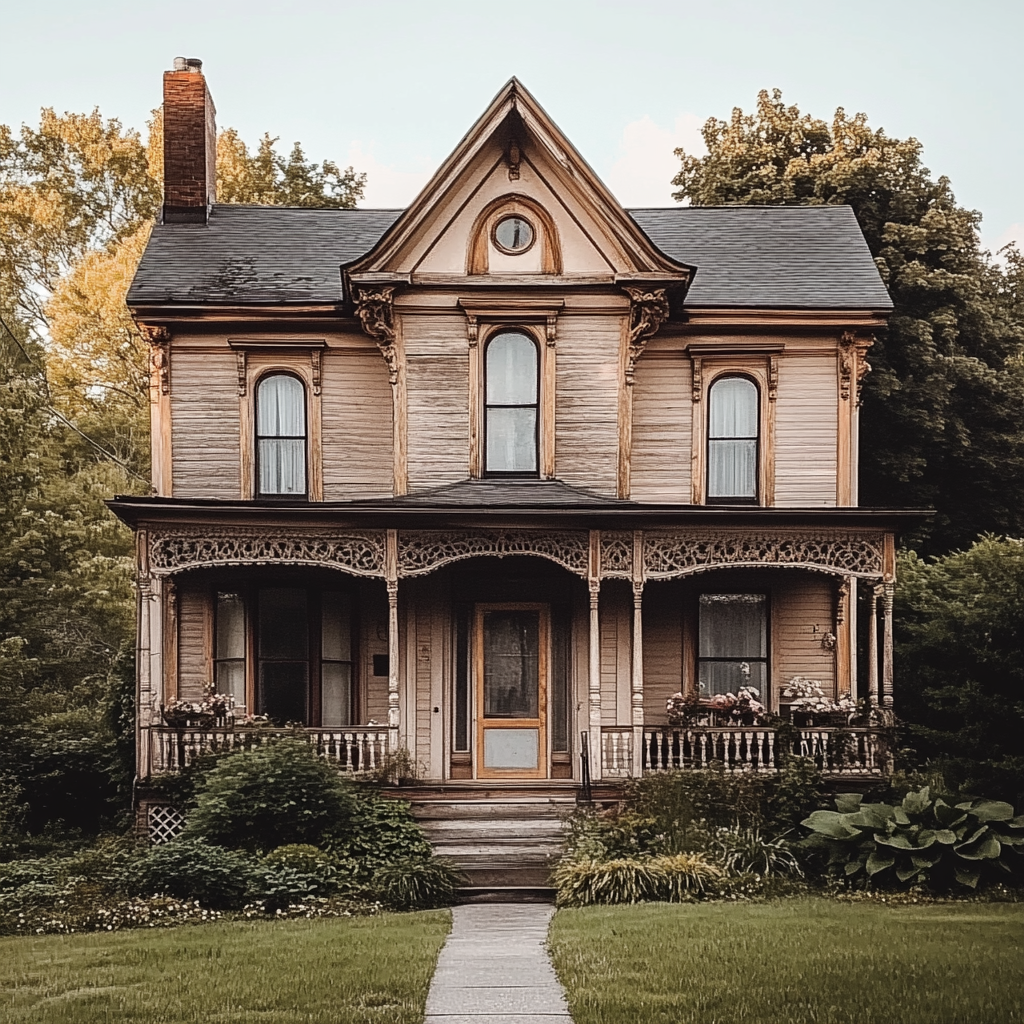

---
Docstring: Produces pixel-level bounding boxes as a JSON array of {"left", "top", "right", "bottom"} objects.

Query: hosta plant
[{"left": 802, "top": 787, "right": 1024, "bottom": 890}]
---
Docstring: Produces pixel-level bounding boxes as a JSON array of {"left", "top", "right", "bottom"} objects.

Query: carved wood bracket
[
  {"left": 839, "top": 331, "right": 872, "bottom": 404},
  {"left": 141, "top": 325, "right": 171, "bottom": 396},
  {"left": 355, "top": 286, "right": 398, "bottom": 384},
  {"left": 623, "top": 287, "right": 670, "bottom": 386}
]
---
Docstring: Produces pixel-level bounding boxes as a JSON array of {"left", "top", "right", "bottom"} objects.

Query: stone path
[{"left": 424, "top": 904, "right": 573, "bottom": 1023}]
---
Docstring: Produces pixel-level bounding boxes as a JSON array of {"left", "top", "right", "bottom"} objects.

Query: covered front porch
[{"left": 119, "top": 497, "right": 907, "bottom": 787}]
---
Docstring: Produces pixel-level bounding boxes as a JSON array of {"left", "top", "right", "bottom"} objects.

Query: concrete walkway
[{"left": 424, "top": 904, "right": 573, "bottom": 1023}]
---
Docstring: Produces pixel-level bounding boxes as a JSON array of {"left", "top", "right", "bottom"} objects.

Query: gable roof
[{"left": 127, "top": 202, "right": 891, "bottom": 310}]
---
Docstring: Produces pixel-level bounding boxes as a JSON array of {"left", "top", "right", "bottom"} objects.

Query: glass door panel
[{"left": 475, "top": 604, "right": 547, "bottom": 779}]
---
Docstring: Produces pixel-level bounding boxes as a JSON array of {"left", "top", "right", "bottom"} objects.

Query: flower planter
[{"left": 162, "top": 709, "right": 219, "bottom": 729}]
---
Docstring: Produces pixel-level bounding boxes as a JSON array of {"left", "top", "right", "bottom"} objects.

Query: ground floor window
[
  {"left": 697, "top": 593, "right": 767, "bottom": 696},
  {"left": 213, "top": 584, "right": 355, "bottom": 726}
]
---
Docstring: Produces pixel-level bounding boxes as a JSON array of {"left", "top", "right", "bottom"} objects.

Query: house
[{"left": 111, "top": 59, "right": 916, "bottom": 866}]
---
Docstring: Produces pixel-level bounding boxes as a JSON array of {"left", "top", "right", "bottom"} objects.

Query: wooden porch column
[
  {"left": 630, "top": 531, "right": 645, "bottom": 777},
  {"left": 868, "top": 585, "right": 880, "bottom": 707},
  {"left": 588, "top": 531, "right": 602, "bottom": 781},
  {"left": 136, "top": 530, "right": 153, "bottom": 779},
  {"left": 386, "top": 529, "right": 401, "bottom": 755},
  {"left": 882, "top": 581, "right": 895, "bottom": 708}
]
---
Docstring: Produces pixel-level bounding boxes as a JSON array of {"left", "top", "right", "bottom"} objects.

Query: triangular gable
[{"left": 344, "top": 79, "right": 693, "bottom": 289}]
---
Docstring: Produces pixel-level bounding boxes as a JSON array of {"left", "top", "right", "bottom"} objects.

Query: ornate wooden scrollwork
[
  {"left": 397, "top": 529, "right": 590, "bottom": 578},
  {"left": 141, "top": 325, "right": 171, "bottom": 395},
  {"left": 643, "top": 531, "right": 886, "bottom": 580},
  {"left": 623, "top": 287, "right": 670, "bottom": 386},
  {"left": 599, "top": 531, "right": 634, "bottom": 578},
  {"left": 148, "top": 527, "right": 387, "bottom": 577},
  {"left": 839, "top": 331, "right": 872, "bottom": 404},
  {"left": 354, "top": 286, "right": 398, "bottom": 384}
]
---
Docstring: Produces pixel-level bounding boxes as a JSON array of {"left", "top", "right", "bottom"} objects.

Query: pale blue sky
[{"left": 3, "top": 0, "right": 1021, "bottom": 251}]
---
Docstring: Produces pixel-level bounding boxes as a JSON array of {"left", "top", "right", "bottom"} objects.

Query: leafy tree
[
  {"left": 673, "top": 89, "right": 1024, "bottom": 553},
  {"left": 895, "top": 538, "right": 1024, "bottom": 803}
]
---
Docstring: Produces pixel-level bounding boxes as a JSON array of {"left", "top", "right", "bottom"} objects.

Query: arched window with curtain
[
  {"left": 707, "top": 375, "right": 759, "bottom": 503},
  {"left": 256, "top": 373, "right": 307, "bottom": 497},
  {"left": 485, "top": 330, "right": 539, "bottom": 474}
]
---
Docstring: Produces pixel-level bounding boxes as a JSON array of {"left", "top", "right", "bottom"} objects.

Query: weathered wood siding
[
  {"left": 322, "top": 349, "right": 393, "bottom": 500},
  {"left": 774, "top": 354, "right": 838, "bottom": 506},
  {"left": 170, "top": 351, "right": 240, "bottom": 498},
  {"left": 641, "top": 586, "right": 683, "bottom": 721},
  {"left": 631, "top": 355, "right": 692, "bottom": 502},
  {"left": 177, "top": 586, "right": 209, "bottom": 701},
  {"left": 772, "top": 575, "right": 836, "bottom": 694},
  {"left": 360, "top": 582, "right": 390, "bottom": 725},
  {"left": 404, "top": 315, "right": 470, "bottom": 491},
  {"left": 598, "top": 587, "right": 631, "bottom": 725},
  {"left": 556, "top": 316, "right": 620, "bottom": 496}
]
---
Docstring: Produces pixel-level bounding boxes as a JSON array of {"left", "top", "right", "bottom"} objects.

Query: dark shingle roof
[
  {"left": 630, "top": 206, "right": 891, "bottom": 309},
  {"left": 128, "top": 202, "right": 890, "bottom": 310},
  {"left": 128, "top": 206, "right": 402, "bottom": 306}
]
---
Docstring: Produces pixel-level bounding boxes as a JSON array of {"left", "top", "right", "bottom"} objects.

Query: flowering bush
[
  {"left": 163, "top": 684, "right": 234, "bottom": 723},
  {"left": 666, "top": 687, "right": 766, "bottom": 724},
  {"left": 781, "top": 677, "right": 858, "bottom": 717}
]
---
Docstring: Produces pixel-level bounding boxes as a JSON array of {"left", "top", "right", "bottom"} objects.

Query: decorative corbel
[
  {"left": 466, "top": 314, "right": 479, "bottom": 348},
  {"left": 141, "top": 325, "right": 171, "bottom": 396},
  {"left": 355, "top": 286, "right": 398, "bottom": 384},
  {"left": 623, "top": 287, "right": 670, "bottom": 386},
  {"left": 692, "top": 356, "right": 703, "bottom": 403},
  {"left": 855, "top": 336, "right": 873, "bottom": 406},
  {"left": 840, "top": 331, "right": 873, "bottom": 404},
  {"left": 835, "top": 577, "right": 849, "bottom": 627},
  {"left": 311, "top": 348, "right": 322, "bottom": 396},
  {"left": 507, "top": 139, "right": 521, "bottom": 181},
  {"left": 546, "top": 313, "right": 557, "bottom": 348},
  {"left": 235, "top": 350, "right": 247, "bottom": 396},
  {"left": 768, "top": 354, "right": 779, "bottom": 402}
]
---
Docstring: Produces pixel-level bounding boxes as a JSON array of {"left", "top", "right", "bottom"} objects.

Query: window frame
[
  {"left": 696, "top": 590, "right": 770, "bottom": 702},
  {"left": 482, "top": 327, "right": 542, "bottom": 478},
  {"left": 211, "top": 578, "right": 359, "bottom": 727},
  {"left": 706, "top": 373, "right": 761, "bottom": 505},
  {"left": 254, "top": 370, "right": 309, "bottom": 500}
]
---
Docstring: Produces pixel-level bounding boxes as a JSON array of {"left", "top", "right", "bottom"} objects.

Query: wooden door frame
[{"left": 473, "top": 602, "right": 549, "bottom": 780}]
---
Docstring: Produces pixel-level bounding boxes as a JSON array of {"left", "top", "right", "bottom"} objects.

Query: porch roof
[{"left": 107, "top": 486, "right": 929, "bottom": 532}]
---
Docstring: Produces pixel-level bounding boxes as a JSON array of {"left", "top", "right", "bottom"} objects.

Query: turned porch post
[
  {"left": 882, "top": 581, "right": 895, "bottom": 708},
  {"left": 868, "top": 584, "right": 880, "bottom": 707},
  {"left": 386, "top": 529, "right": 401, "bottom": 755},
  {"left": 588, "top": 531, "right": 602, "bottom": 781},
  {"left": 630, "top": 531, "right": 645, "bottom": 777}
]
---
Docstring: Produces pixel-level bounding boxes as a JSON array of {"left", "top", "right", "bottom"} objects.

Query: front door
[{"left": 474, "top": 603, "right": 548, "bottom": 779}]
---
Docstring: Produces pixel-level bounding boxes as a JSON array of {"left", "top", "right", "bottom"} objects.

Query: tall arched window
[
  {"left": 485, "top": 331, "right": 539, "bottom": 474},
  {"left": 256, "top": 373, "right": 307, "bottom": 497},
  {"left": 707, "top": 376, "right": 758, "bottom": 503}
]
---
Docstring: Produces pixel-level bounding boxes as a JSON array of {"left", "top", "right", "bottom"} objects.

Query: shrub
[
  {"left": 768, "top": 756, "right": 827, "bottom": 829},
  {"left": 184, "top": 739, "right": 356, "bottom": 852},
  {"left": 710, "top": 826, "right": 803, "bottom": 877},
  {"left": 370, "top": 857, "right": 464, "bottom": 910},
  {"left": 563, "top": 809, "right": 669, "bottom": 862},
  {"left": 248, "top": 844, "right": 350, "bottom": 912},
  {"left": 327, "top": 788, "right": 432, "bottom": 878},
  {"left": 126, "top": 839, "right": 256, "bottom": 909},
  {"left": 553, "top": 852, "right": 724, "bottom": 907},
  {"left": 802, "top": 786, "right": 1024, "bottom": 890}
]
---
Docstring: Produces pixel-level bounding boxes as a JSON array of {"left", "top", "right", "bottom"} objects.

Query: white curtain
[{"left": 257, "top": 375, "right": 306, "bottom": 495}]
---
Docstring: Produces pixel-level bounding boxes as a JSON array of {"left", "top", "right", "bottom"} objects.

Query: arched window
[
  {"left": 485, "top": 331, "right": 539, "bottom": 474},
  {"left": 707, "top": 376, "right": 758, "bottom": 502},
  {"left": 256, "top": 373, "right": 307, "bottom": 497}
]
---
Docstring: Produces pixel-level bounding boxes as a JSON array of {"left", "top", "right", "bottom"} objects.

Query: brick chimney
[{"left": 162, "top": 57, "right": 216, "bottom": 223}]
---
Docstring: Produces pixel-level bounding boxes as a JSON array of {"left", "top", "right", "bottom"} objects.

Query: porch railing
[
  {"left": 602, "top": 725, "right": 891, "bottom": 777},
  {"left": 148, "top": 726, "right": 389, "bottom": 775}
]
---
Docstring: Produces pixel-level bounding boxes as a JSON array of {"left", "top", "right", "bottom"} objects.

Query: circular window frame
[{"left": 491, "top": 214, "right": 537, "bottom": 256}]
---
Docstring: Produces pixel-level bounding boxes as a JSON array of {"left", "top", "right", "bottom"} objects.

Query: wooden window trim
[
  {"left": 695, "top": 590, "right": 771, "bottom": 704},
  {"left": 690, "top": 358, "right": 776, "bottom": 506},
  {"left": 482, "top": 328, "right": 541, "bottom": 478}
]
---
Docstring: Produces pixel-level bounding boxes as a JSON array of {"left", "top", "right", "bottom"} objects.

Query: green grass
[
  {"left": 0, "top": 911, "right": 450, "bottom": 1024},
  {"left": 549, "top": 898, "right": 1024, "bottom": 1024}
]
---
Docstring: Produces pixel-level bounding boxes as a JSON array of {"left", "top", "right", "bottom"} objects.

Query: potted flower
[
  {"left": 162, "top": 685, "right": 234, "bottom": 729},
  {"left": 780, "top": 677, "right": 858, "bottom": 726},
  {"left": 666, "top": 687, "right": 767, "bottom": 726}
]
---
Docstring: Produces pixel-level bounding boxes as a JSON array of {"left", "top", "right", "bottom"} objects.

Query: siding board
[
  {"left": 775, "top": 355, "right": 837, "bottom": 506},
  {"left": 177, "top": 586, "right": 209, "bottom": 701},
  {"left": 773, "top": 576, "right": 836, "bottom": 695},
  {"left": 631, "top": 355, "right": 692, "bottom": 502}
]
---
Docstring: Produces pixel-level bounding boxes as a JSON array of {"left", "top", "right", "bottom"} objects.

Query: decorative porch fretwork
[
  {"left": 643, "top": 531, "right": 885, "bottom": 580},
  {"left": 397, "top": 529, "right": 590, "bottom": 578},
  {"left": 599, "top": 531, "right": 634, "bottom": 578},
  {"left": 148, "top": 527, "right": 387, "bottom": 577}
]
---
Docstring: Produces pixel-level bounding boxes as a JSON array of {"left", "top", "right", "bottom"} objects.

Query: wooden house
[{"left": 112, "top": 60, "right": 916, "bottom": 868}]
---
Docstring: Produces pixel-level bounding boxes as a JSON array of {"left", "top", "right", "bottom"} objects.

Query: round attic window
[{"left": 492, "top": 215, "right": 535, "bottom": 255}]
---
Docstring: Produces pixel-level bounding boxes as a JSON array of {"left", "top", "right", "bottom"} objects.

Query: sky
[{"left": 2, "top": 0, "right": 1021, "bottom": 254}]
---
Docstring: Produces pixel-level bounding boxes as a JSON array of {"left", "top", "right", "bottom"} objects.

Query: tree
[
  {"left": 895, "top": 538, "right": 1024, "bottom": 804},
  {"left": 673, "top": 89, "right": 1024, "bottom": 554}
]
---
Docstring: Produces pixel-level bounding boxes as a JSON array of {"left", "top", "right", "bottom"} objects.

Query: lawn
[
  {"left": 0, "top": 911, "right": 450, "bottom": 1024},
  {"left": 549, "top": 898, "right": 1024, "bottom": 1024}
]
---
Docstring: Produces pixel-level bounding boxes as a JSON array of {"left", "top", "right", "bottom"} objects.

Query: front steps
[{"left": 398, "top": 786, "right": 580, "bottom": 887}]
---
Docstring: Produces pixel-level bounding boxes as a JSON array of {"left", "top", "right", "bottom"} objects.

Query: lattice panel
[
  {"left": 643, "top": 531, "right": 885, "bottom": 580},
  {"left": 397, "top": 529, "right": 590, "bottom": 578},
  {"left": 600, "top": 532, "right": 633, "bottom": 579},
  {"left": 148, "top": 804, "right": 185, "bottom": 845},
  {"left": 149, "top": 528, "right": 387, "bottom": 577}
]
